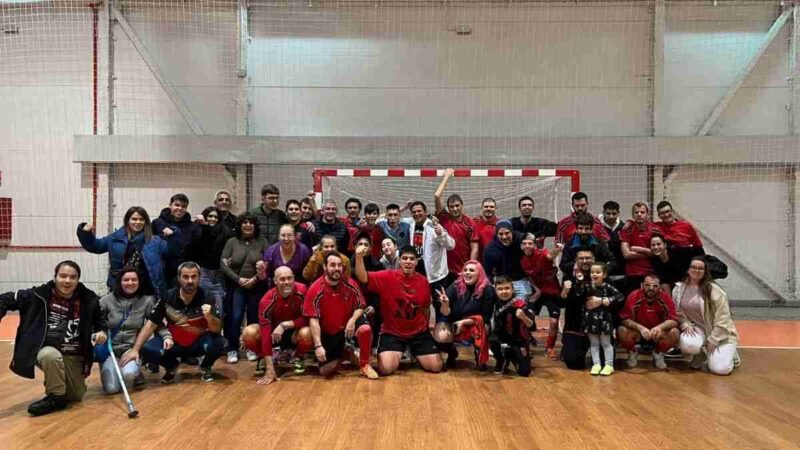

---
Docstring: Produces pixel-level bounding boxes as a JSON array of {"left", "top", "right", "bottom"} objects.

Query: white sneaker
[
  {"left": 227, "top": 350, "right": 239, "bottom": 364},
  {"left": 626, "top": 351, "right": 639, "bottom": 368},
  {"left": 246, "top": 350, "right": 258, "bottom": 362},
  {"left": 653, "top": 352, "right": 667, "bottom": 370}
]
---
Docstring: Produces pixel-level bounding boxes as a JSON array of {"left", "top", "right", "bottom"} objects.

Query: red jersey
[
  {"left": 520, "top": 248, "right": 561, "bottom": 296},
  {"left": 474, "top": 216, "right": 498, "bottom": 260},
  {"left": 619, "top": 220, "right": 658, "bottom": 277},
  {"left": 655, "top": 220, "right": 702, "bottom": 249},
  {"left": 258, "top": 283, "right": 308, "bottom": 356},
  {"left": 437, "top": 212, "right": 478, "bottom": 274},
  {"left": 619, "top": 288, "right": 677, "bottom": 329},
  {"left": 367, "top": 269, "right": 431, "bottom": 338},
  {"left": 555, "top": 213, "right": 610, "bottom": 244},
  {"left": 303, "top": 277, "right": 365, "bottom": 335}
]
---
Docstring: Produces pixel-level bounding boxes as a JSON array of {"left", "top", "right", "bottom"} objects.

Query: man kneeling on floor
[
  {"left": 304, "top": 251, "right": 379, "bottom": 379},
  {"left": 119, "top": 262, "right": 225, "bottom": 383},
  {"left": 0, "top": 261, "right": 107, "bottom": 416},
  {"left": 617, "top": 273, "right": 680, "bottom": 370},
  {"left": 242, "top": 266, "right": 313, "bottom": 385}
]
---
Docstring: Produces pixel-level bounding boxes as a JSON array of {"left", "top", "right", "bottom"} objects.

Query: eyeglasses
[{"left": 689, "top": 266, "right": 705, "bottom": 271}]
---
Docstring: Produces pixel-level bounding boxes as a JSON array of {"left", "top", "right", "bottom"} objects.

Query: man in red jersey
[
  {"left": 354, "top": 245, "right": 444, "bottom": 375},
  {"left": 241, "top": 266, "right": 312, "bottom": 385},
  {"left": 654, "top": 200, "right": 703, "bottom": 250},
  {"left": 304, "top": 252, "right": 378, "bottom": 379},
  {"left": 555, "top": 192, "right": 610, "bottom": 245},
  {"left": 474, "top": 197, "right": 499, "bottom": 260},
  {"left": 620, "top": 202, "right": 659, "bottom": 295},
  {"left": 434, "top": 168, "right": 479, "bottom": 278},
  {"left": 520, "top": 234, "right": 563, "bottom": 360}
]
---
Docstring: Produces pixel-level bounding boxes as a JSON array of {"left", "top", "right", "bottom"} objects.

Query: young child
[
  {"left": 490, "top": 275, "right": 535, "bottom": 377},
  {"left": 575, "top": 262, "right": 623, "bottom": 376}
]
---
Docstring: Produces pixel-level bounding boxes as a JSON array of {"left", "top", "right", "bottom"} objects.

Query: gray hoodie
[{"left": 100, "top": 293, "right": 172, "bottom": 356}]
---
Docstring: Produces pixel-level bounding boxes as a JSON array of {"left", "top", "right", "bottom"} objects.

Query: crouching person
[
  {"left": 96, "top": 266, "right": 171, "bottom": 393},
  {"left": 490, "top": 276, "right": 535, "bottom": 377},
  {"left": 119, "top": 262, "right": 225, "bottom": 383},
  {"left": 241, "top": 266, "right": 314, "bottom": 385},
  {"left": 0, "top": 261, "right": 106, "bottom": 416}
]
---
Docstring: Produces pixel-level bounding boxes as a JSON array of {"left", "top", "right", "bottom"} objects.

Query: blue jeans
[
  {"left": 200, "top": 268, "right": 226, "bottom": 318},
  {"left": 142, "top": 334, "right": 226, "bottom": 370},
  {"left": 223, "top": 285, "right": 263, "bottom": 351}
]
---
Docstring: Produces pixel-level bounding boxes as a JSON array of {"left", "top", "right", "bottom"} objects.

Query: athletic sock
[{"left": 356, "top": 325, "right": 373, "bottom": 367}]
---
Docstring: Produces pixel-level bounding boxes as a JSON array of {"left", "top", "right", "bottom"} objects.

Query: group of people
[{"left": 0, "top": 169, "right": 740, "bottom": 417}]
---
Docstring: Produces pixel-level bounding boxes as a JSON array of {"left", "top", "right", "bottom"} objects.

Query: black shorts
[
  {"left": 321, "top": 332, "right": 346, "bottom": 362},
  {"left": 276, "top": 328, "right": 297, "bottom": 350},
  {"left": 378, "top": 331, "right": 439, "bottom": 357},
  {"left": 531, "top": 294, "right": 562, "bottom": 319}
]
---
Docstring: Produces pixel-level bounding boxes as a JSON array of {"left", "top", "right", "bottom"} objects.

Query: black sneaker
[
  {"left": 147, "top": 362, "right": 160, "bottom": 374},
  {"left": 27, "top": 394, "right": 67, "bottom": 417},
  {"left": 445, "top": 346, "right": 459, "bottom": 369},
  {"left": 493, "top": 359, "right": 509, "bottom": 375},
  {"left": 161, "top": 368, "right": 177, "bottom": 384},
  {"left": 664, "top": 347, "right": 682, "bottom": 359},
  {"left": 201, "top": 368, "right": 214, "bottom": 383}
]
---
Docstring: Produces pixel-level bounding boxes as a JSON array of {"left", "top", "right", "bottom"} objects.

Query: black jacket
[
  {"left": 152, "top": 208, "right": 202, "bottom": 282},
  {"left": 0, "top": 282, "right": 104, "bottom": 379},
  {"left": 559, "top": 235, "right": 618, "bottom": 276}
]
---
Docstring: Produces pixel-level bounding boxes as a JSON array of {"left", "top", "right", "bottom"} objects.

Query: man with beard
[
  {"left": 242, "top": 266, "right": 313, "bottom": 384},
  {"left": 559, "top": 213, "right": 617, "bottom": 276},
  {"left": 354, "top": 246, "right": 443, "bottom": 375},
  {"left": 512, "top": 196, "right": 556, "bottom": 248},
  {"left": 601, "top": 200, "right": 625, "bottom": 277},
  {"left": 120, "top": 262, "right": 225, "bottom": 383},
  {"left": 617, "top": 273, "right": 679, "bottom": 370},
  {"left": 474, "top": 197, "right": 499, "bottom": 259},
  {"left": 304, "top": 252, "right": 378, "bottom": 379},
  {"left": 559, "top": 249, "right": 600, "bottom": 370},
  {"left": 555, "top": 192, "right": 610, "bottom": 245}
]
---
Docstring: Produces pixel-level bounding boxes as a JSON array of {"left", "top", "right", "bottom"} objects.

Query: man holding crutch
[{"left": 0, "top": 261, "right": 107, "bottom": 417}]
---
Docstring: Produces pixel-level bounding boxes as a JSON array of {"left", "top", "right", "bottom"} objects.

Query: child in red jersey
[{"left": 490, "top": 276, "right": 535, "bottom": 377}]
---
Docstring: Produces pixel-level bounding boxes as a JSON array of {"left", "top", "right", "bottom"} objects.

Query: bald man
[{"left": 242, "top": 266, "right": 312, "bottom": 385}]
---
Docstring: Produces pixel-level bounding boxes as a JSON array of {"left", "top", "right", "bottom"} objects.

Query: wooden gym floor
[{"left": 0, "top": 322, "right": 799, "bottom": 450}]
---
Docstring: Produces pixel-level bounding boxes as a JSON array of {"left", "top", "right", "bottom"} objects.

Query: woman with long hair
[
  {"left": 433, "top": 260, "right": 495, "bottom": 370},
  {"left": 77, "top": 206, "right": 180, "bottom": 296},
  {"left": 220, "top": 212, "right": 268, "bottom": 364},
  {"left": 673, "top": 256, "right": 740, "bottom": 375},
  {"left": 95, "top": 267, "right": 172, "bottom": 393}
]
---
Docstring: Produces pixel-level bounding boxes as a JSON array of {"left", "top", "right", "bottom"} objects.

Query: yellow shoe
[
  {"left": 600, "top": 365, "right": 615, "bottom": 376},
  {"left": 360, "top": 364, "right": 379, "bottom": 380},
  {"left": 590, "top": 364, "right": 602, "bottom": 375}
]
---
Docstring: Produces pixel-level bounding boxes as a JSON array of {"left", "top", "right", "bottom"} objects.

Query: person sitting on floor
[{"left": 489, "top": 275, "right": 535, "bottom": 377}]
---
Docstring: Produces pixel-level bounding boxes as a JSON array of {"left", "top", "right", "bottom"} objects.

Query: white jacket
[{"left": 402, "top": 217, "right": 455, "bottom": 283}]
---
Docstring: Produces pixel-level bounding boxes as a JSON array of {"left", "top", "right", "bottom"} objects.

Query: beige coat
[{"left": 672, "top": 282, "right": 739, "bottom": 346}]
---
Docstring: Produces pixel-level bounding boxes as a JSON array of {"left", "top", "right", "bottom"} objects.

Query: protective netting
[{"left": 0, "top": 0, "right": 797, "bottom": 306}]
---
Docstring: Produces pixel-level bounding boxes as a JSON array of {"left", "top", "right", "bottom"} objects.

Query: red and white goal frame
[{"left": 312, "top": 167, "right": 581, "bottom": 205}]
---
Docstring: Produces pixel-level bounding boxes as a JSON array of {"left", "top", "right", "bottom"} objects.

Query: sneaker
[
  {"left": 227, "top": 350, "right": 239, "bottom": 364},
  {"left": 246, "top": 350, "right": 258, "bottom": 362},
  {"left": 545, "top": 347, "right": 558, "bottom": 360},
  {"left": 664, "top": 346, "right": 682, "bottom": 359},
  {"left": 360, "top": 364, "right": 379, "bottom": 380},
  {"left": 293, "top": 358, "right": 306, "bottom": 374},
  {"left": 599, "top": 365, "right": 615, "bottom": 376},
  {"left": 445, "top": 347, "right": 458, "bottom": 369},
  {"left": 590, "top": 364, "right": 602, "bottom": 376},
  {"left": 254, "top": 358, "right": 267, "bottom": 376},
  {"left": 689, "top": 353, "right": 705, "bottom": 370},
  {"left": 493, "top": 356, "right": 507, "bottom": 374},
  {"left": 400, "top": 350, "right": 412, "bottom": 363},
  {"left": 201, "top": 368, "right": 214, "bottom": 383},
  {"left": 733, "top": 351, "right": 741, "bottom": 368},
  {"left": 27, "top": 394, "right": 67, "bottom": 417},
  {"left": 653, "top": 352, "right": 667, "bottom": 370},
  {"left": 626, "top": 351, "right": 639, "bottom": 368},
  {"left": 161, "top": 368, "right": 178, "bottom": 384},
  {"left": 146, "top": 362, "right": 160, "bottom": 374}
]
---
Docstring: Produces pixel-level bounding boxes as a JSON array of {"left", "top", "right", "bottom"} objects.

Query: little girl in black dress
[{"left": 575, "top": 262, "right": 624, "bottom": 376}]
